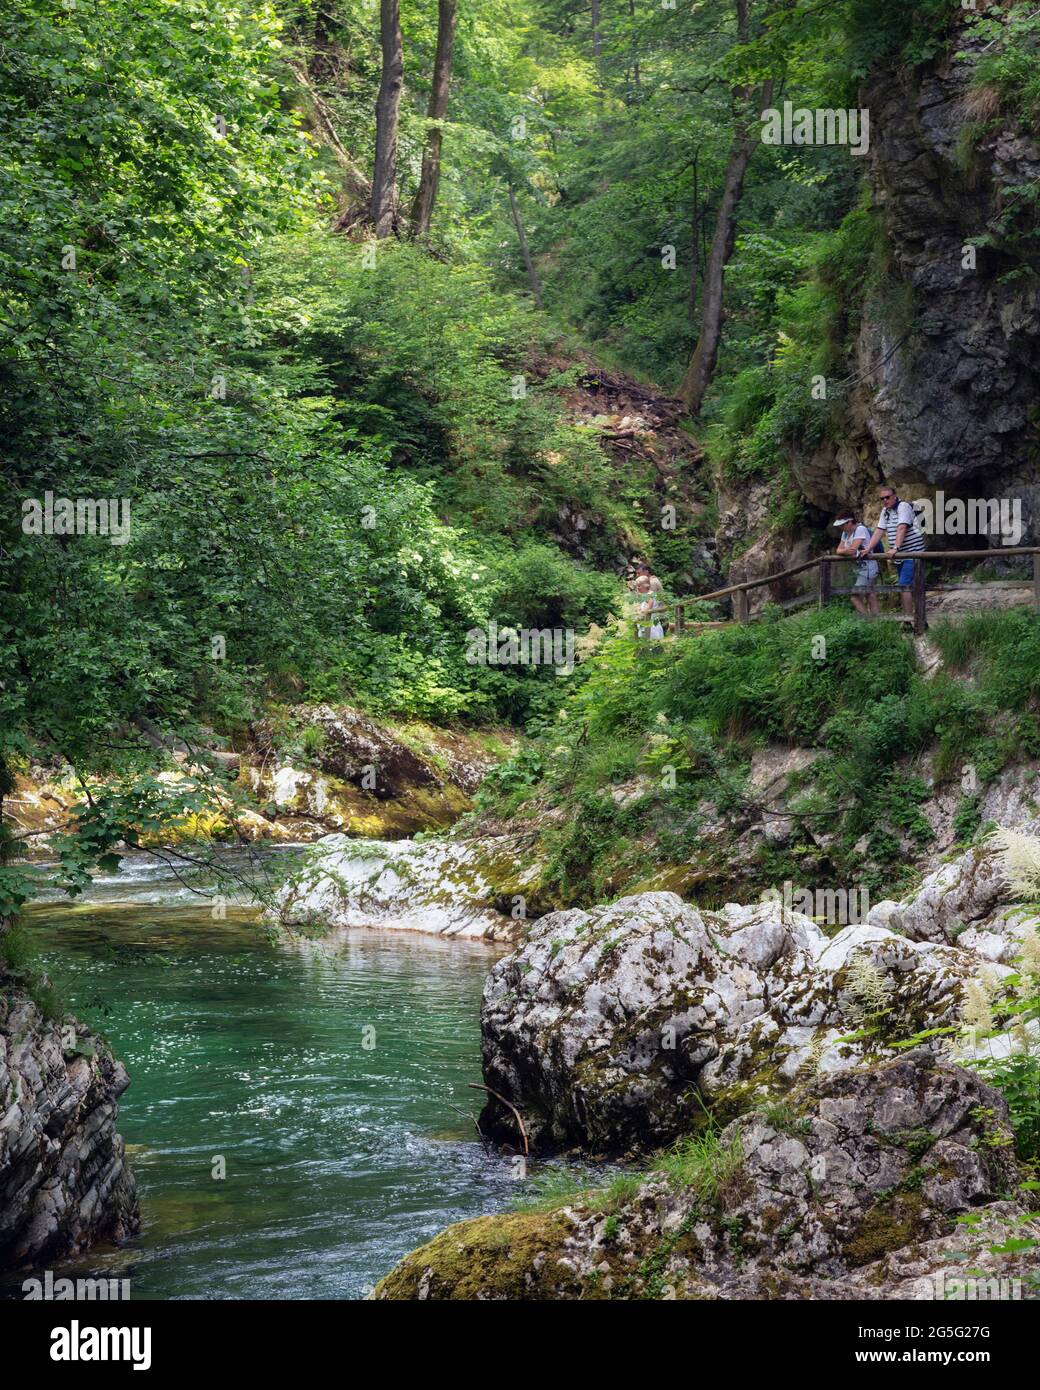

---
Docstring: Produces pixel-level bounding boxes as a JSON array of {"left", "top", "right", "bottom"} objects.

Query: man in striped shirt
[{"left": 862, "top": 484, "right": 926, "bottom": 620}]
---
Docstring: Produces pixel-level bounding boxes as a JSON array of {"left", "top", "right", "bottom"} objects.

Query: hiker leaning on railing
[
  {"left": 833, "top": 511, "right": 880, "bottom": 619},
  {"left": 859, "top": 484, "right": 928, "bottom": 626}
]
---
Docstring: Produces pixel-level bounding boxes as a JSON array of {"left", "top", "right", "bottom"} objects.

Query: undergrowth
[{"left": 479, "top": 605, "right": 1040, "bottom": 908}]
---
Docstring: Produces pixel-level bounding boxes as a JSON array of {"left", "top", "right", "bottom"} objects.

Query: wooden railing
[{"left": 634, "top": 548, "right": 1040, "bottom": 639}]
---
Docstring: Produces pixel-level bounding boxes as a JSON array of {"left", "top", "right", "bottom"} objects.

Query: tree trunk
[
  {"left": 680, "top": 0, "right": 779, "bottom": 414},
  {"left": 687, "top": 152, "right": 701, "bottom": 323},
  {"left": 628, "top": 0, "right": 641, "bottom": 93},
  {"left": 371, "top": 0, "right": 404, "bottom": 238},
  {"left": 591, "top": 0, "right": 603, "bottom": 64},
  {"left": 508, "top": 186, "right": 543, "bottom": 308},
  {"left": 410, "top": 0, "right": 457, "bottom": 238},
  {"left": 679, "top": 111, "right": 761, "bottom": 415},
  {"left": 0, "top": 753, "right": 14, "bottom": 939},
  {"left": 290, "top": 62, "right": 372, "bottom": 212}
]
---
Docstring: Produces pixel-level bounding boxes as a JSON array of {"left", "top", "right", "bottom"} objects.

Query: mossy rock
[{"left": 373, "top": 1211, "right": 586, "bottom": 1301}]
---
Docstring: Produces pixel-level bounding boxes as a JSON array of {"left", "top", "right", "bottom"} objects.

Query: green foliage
[
  {"left": 487, "top": 542, "right": 618, "bottom": 632},
  {"left": 932, "top": 608, "right": 1040, "bottom": 713},
  {"left": 978, "top": 1046, "right": 1040, "bottom": 1164},
  {"left": 662, "top": 608, "right": 919, "bottom": 743},
  {"left": 0, "top": 0, "right": 648, "bottom": 912},
  {"left": 705, "top": 204, "right": 890, "bottom": 484},
  {"left": 515, "top": 1165, "right": 643, "bottom": 1216},
  {"left": 542, "top": 792, "right": 635, "bottom": 903},
  {"left": 952, "top": 794, "right": 983, "bottom": 847},
  {"left": 654, "top": 1124, "right": 743, "bottom": 1202},
  {"left": 969, "top": 6, "right": 1040, "bottom": 123},
  {"left": 482, "top": 606, "right": 1040, "bottom": 907},
  {"left": 0, "top": 921, "right": 64, "bottom": 1020},
  {"left": 0, "top": 0, "right": 1023, "bottom": 919}
]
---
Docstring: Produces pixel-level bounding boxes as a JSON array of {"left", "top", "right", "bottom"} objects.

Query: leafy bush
[{"left": 485, "top": 542, "right": 619, "bottom": 632}]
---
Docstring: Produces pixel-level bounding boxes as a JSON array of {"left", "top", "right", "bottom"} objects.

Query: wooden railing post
[
  {"left": 1033, "top": 552, "right": 1040, "bottom": 616},
  {"left": 818, "top": 559, "right": 831, "bottom": 611},
  {"left": 912, "top": 556, "right": 927, "bottom": 636},
  {"left": 734, "top": 589, "right": 749, "bottom": 624},
  {"left": 674, "top": 603, "right": 684, "bottom": 636}
]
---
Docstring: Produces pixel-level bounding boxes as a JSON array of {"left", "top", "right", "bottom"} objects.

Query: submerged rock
[
  {"left": 0, "top": 988, "right": 138, "bottom": 1269},
  {"left": 478, "top": 892, "right": 1003, "bottom": 1153},
  {"left": 375, "top": 1054, "right": 1039, "bottom": 1300}
]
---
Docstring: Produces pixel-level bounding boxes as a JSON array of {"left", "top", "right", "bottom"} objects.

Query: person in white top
[
  {"left": 860, "top": 484, "right": 926, "bottom": 621},
  {"left": 834, "top": 513, "right": 879, "bottom": 618},
  {"left": 631, "top": 572, "right": 665, "bottom": 639}
]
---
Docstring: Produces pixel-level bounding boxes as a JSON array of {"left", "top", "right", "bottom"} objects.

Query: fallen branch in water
[
  {"left": 447, "top": 1102, "right": 491, "bottom": 1157},
  {"left": 468, "top": 1082, "right": 529, "bottom": 1156}
]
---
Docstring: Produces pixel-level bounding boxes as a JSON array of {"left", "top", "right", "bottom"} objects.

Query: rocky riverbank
[
  {"left": 0, "top": 986, "right": 139, "bottom": 1270},
  {"left": 374, "top": 824, "right": 1040, "bottom": 1300},
  {"left": 375, "top": 1053, "right": 1039, "bottom": 1300},
  {"left": 8, "top": 705, "right": 513, "bottom": 854},
  {"left": 274, "top": 830, "right": 540, "bottom": 942},
  {"left": 476, "top": 890, "right": 1002, "bottom": 1154}
]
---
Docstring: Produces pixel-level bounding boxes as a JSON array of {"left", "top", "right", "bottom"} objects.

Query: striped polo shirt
[{"left": 878, "top": 500, "right": 925, "bottom": 553}]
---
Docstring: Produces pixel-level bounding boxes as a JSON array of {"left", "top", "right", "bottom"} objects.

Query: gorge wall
[
  {"left": 726, "top": 21, "right": 1040, "bottom": 590},
  {"left": 0, "top": 986, "right": 138, "bottom": 1270}
]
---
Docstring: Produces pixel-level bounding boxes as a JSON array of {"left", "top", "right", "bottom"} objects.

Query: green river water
[{"left": 4, "top": 848, "right": 524, "bottom": 1300}]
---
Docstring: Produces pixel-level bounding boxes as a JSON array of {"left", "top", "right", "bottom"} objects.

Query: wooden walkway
[{"left": 636, "top": 548, "right": 1040, "bottom": 639}]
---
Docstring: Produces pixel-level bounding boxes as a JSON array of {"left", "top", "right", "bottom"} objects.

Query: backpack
[
  {"left": 852, "top": 524, "right": 882, "bottom": 559},
  {"left": 885, "top": 499, "right": 925, "bottom": 536}
]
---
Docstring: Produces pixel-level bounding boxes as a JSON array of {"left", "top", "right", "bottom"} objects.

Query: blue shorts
[{"left": 896, "top": 558, "right": 919, "bottom": 587}]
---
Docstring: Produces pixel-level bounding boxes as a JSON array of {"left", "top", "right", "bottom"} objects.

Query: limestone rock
[
  {"left": 789, "top": 26, "right": 1040, "bottom": 530},
  {"left": 273, "top": 831, "right": 544, "bottom": 941},
  {"left": 870, "top": 836, "right": 1040, "bottom": 963},
  {"left": 0, "top": 988, "right": 138, "bottom": 1269},
  {"left": 478, "top": 892, "right": 1001, "bottom": 1153},
  {"left": 376, "top": 1054, "right": 1037, "bottom": 1300}
]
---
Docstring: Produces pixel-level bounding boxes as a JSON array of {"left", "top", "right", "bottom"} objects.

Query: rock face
[
  {"left": 274, "top": 831, "right": 545, "bottom": 941},
  {"left": 255, "top": 705, "right": 502, "bottom": 800},
  {"left": 0, "top": 988, "right": 138, "bottom": 1269},
  {"left": 793, "top": 26, "right": 1040, "bottom": 528},
  {"left": 870, "top": 835, "right": 1039, "bottom": 964},
  {"left": 244, "top": 706, "right": 510, "bottom": 839},
  {"left": 479, "top": 892, "right": 1002, "bottom": 1153},
  {"left": 16, "top": 707, "right": 511, "bottom": 856},
  {"left": 376, "top": 1054, "right": 1038, "bottom": 1300}
]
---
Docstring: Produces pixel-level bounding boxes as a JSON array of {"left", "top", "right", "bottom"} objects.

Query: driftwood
[{"left": 467, "top": 1082, "right": 529, "bottom": 1156}]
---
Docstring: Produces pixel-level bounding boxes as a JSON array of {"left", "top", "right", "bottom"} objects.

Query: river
[{"left": 5, "top": 848, "right": 523, "bottom": 1300}]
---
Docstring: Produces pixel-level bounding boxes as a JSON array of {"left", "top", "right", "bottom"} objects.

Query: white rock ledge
[{"left": 272, "top": 833, "right": 538, "bottom": 942}]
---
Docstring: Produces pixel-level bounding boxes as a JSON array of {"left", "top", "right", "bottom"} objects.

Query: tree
[
  {"left": 508, "top": 184, "right": 544, "bottom": 308},
  {"left": 410, "top": 0, "right": 457, "bottom": 238},
  {"left": 371, "top": 0, "right": 405, "bottom": 237},
  {"left": 679, "top": 0, "right": 775, "bottom": 416}
]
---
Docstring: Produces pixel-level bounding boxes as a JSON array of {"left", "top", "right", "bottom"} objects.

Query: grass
[
  {"left": 477, "top": 605, "right": 1040, "bottom": 908},
  {"left": 0, "top": 921, "right": 65, "bottom": 1020},
  {"left": 512, "top": 1115, "right": 745, "bottom": 1242},
  {"left": 515, "top": 1165, "right": 644, "bottom": 1215},
  {"left": 653, "top": 1128, "right": 744, "bottom": 1201}
]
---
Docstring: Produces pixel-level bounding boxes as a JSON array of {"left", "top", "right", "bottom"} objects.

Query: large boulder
[
  {"left": 376, "top": 1054, "right": 1038, "bottom": 1300},
  {"left": 479, "top": 892, "right": 1003, "bottom": 1153},
  {"left": 0, "top": 988, "right": 139, "bottom": 1269},
  {"left": 274, "top": 831, "right": 546, "bottom": 941}
]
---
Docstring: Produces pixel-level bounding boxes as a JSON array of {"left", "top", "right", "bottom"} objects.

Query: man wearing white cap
[{"left": 834, "top": 512, "right": 879, "bottom": 618}]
